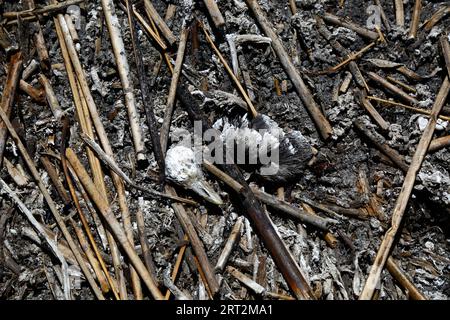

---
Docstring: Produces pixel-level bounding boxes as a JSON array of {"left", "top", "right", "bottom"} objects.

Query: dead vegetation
[{"left": 0, "top": 0, "right": 449, "bottom": 300}]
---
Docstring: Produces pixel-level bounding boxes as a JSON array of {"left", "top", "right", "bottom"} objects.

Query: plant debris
[{"left": 0, "top": 0, "right": 449, "bottom": 300}]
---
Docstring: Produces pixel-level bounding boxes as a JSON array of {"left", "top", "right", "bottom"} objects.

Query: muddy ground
[{"left": 0, "top": 0, "right": 449, "bottom": 300}]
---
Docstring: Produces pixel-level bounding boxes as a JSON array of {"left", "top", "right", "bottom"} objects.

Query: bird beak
[{"left": 190, "top": 180, "right": 223, "bottom": 205}]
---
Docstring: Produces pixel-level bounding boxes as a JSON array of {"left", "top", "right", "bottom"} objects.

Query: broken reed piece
[
  {"left": 354, "top": 117, "right": 409, "bottom": 173},
  {"left": 359, "top": 76, "right": 450, "bottom": 300},
  {"left": 40, "top": 156, "right": 71, "bottom": 205},
  {"left": 429, "top": 135, "right": 450, "bottom": 153},
  {"left": 0, "top": 103, "right": 105, "bottom": 300},
  {"left": 132, "top": 8, "right": 167, "bottom": 51},
  {"left": 386, "top": 76, "right": 417, "bottom": 94},
  {"left": 245, "top": 0, "right": 333, "bottom": 140},
  {"left": 202, "top": 0, "right": 225, "bottom": 29},
  {"left": 323, "top": 42, "right": 376, "bottom": 74},
  {"left": 408, "top": 0, "right": 422, "bottom": 39},
  {"left": 23, "top": 0, "right": 50, "bottom": 71},
  {"left": 165, "top": 185, "right": 220, "bottom": 297},
  {"left": 70, "top": 218, "right": 110, "bottom": 293},
  {"left": 394, "top": 0, "right": 405, "bottom": 26},
  {"left": 316, "top": 17, "right": 369, "bottom": 90},
  {"left": 386, "top": 257, "right": 427, "bottom": 300},
  {"left": 65, "top": 148, "right": 164, "bottom": 300},
  {"left": 39, "top": 74, "right": 64, "bottom": 121},
  {"left": 366, "top": 96, "right": 450, "bottom": 122},
  {"left": 19, "top": 80, "right": 46, "bottom": 103},
  {"left": 355, "top": 89, "right": 390, "bottom": 131},
  {"left": 367, "top": 72, "right": 420, "bottom": 106},
  {"left": 160, "top": 26, "right": 189, "bottom": 154},
  {"left": 0, "top": 52, "right": 22, "bottom": 166},
  {"left": 424, "top": 5, "right": 450, "bottom": 31},
  {"left": 321, "top": 12, "right": 379, "bottom": 41},
  {"left": 143, "top": 0, "right": 176, "bottom": 46},
  {"left": 441, "top": 35, "right": 450, "bottom": 78},
  {"left": 339, "top": 72, "right": 352, "bottom": 93},
  {"left": 227, "top": 266, "right": 266, "bottom": 296},
  {"left": 203, "top": 160, "right": 334, "bottom": 231},
  {"left": 201, "top": 24, "right": 258, "bottom": 118},
  {"left": 215, "top": 217, "right": 244, "bottom": 273},
  {"left": 80, "top": 132, "right": 196, "bottom": 205},
  {"left": 101, "top": 0, "right": 146, "bottom": 163},
  {"left": 21, "top": 59, "right": 39, "bottom": 81},
  {"left": 3, "top": 0, "right": 84, "bottom": 19},
  {"left": 64, "top": 14, "right": 79, "bottom": 43},
  {"left": 0, "top": 178, "right": 72, "bottom": 299}
]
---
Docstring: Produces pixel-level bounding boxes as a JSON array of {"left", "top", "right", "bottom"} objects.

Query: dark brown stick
[
  {"left": 367, "top": 72, "right": 419, "bottom": 105},
  {"left": 165, "top": 185, "right": 220, "bottom": 296},
  {"left": 126, "top": 0, "right": 165, "bottom": 175},
  {"left": 354, "top": 117, "right": 409, "bottom": 173},
  {"left": 0, "top": 52, "right": 23, "bottom": 166},
  {"left": 322, "top": 12, "right": 379, "bottom": 41}
]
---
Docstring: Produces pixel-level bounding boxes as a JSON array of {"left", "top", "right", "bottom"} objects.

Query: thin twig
[
  {"left": 203, "top": 160, "right": 335, "bottom": 230},
  {"left": 441, "top": 35, "right": 450, "bottom": 78},
  {"left": 366, "top": 96, "right": 450, "bottom": 121},
  {"left": 367, "top": 72, "right": 420, "bottom": 105},
  {"left": 102, "top": 0, "right": 146, "bottom": 164},
  {"left": 160, "top": 25, "right": 189, "bottom": 154}
]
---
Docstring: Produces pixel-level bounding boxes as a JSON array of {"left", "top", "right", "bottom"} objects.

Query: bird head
[{"left": 165, "top": 145, "right": 223, "bottom": 205}]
